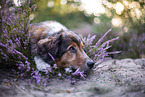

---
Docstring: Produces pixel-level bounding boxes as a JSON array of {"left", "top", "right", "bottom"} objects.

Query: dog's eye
[{"left": 69, "top": 47, "right": 76, "bottom": 53}]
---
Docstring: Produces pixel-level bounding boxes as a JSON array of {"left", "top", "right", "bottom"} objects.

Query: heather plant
[
  {"left": 83, "top": 28, "right": 120, "bottom": 67},
  {"left": 0, "top": 0, "right": 120, "bottom": 85},
  {"left": 0, "top": 0, "right": 36, "bottom": 74},
  {"left": 108, "top": 32, "right": 145, "bottom": 59}
]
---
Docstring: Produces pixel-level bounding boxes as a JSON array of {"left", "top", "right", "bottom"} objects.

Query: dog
[{"left": 30, "top": 21, "right": 94, "bottom": 72}]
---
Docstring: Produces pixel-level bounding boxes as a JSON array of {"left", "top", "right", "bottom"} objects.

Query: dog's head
[{"left": 36, "top": 31, "right": 94, "bottom": 72}]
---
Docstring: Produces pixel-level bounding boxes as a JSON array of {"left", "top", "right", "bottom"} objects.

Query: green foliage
[
  {"left": 30, "top": 0, "right": 94, "bottom": 28},
  {"left": 103, "top": 0, "right": 145, "bottom": 33},
  {"left": 92, "top": 14, "right": 113, "bottom": 34}
]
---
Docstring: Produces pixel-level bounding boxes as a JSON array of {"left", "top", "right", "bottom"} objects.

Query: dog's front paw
[{"left": 34, "top": 56, "right": 51, "bottom": 72}]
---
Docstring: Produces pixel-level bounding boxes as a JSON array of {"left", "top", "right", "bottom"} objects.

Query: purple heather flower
[
  {"left": 25, "top": 61, "right": 30, "bottom": 65},
  {"left": 95, "top": 28, "right": 112, "bottom": 46},
  {"left": 13, "top": 49, "right": 28, "bottom": 60},
  {"left": 18, "top": 67, "right": 21, "bottom": 70},
  {"left": 53, "top": 64, "right": 57, "bottom": 69},
  {"left": 71, "top": 78, "right": 76, "bottom": 85},
  {"left": 72, "top": 68, "right": 86, "bottom": 79},
  {"left": 31, "top": 70, "right": 42, "bottom": 84},
  {"left": 33, "top": 74, "right": 41, "bottom": 84},
  {"left": 44, "top": 78, "right": 48, "bottom": 87},
  {"left": 0, "top": 43, "right": 8, "bottom": 48},
  {"left": 48, "top": 53, "right": 55, "bottom": 62},
  {"left": 83, "top": 34, "right": 96, "bottom": 46},
  {"left": 58, "top": 73, "right": 62, "bottom": 77},
  {"left": 45, "top": 67, "right": 52, "bottom": 74},
  {"left": 26, "top": 66, "right": 30, "bottom": 72}
]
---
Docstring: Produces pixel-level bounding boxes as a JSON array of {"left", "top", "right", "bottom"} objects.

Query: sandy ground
[{"left": 0, "top": 58, "right": 145, "bottom": 97}]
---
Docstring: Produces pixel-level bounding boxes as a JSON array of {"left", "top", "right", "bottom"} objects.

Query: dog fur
[{"left": 30, "top": 21, "right": 94, "bottom": 72}]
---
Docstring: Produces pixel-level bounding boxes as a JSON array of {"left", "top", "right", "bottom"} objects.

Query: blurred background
[{"left": 10, "top": 0, "right": 145, "bottom": 59}]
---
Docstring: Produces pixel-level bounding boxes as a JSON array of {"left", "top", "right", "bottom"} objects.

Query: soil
[{"left": 0, "top": 58, "right": 145, "bottom": 97}]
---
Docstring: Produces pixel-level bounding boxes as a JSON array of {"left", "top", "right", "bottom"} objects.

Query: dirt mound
[{"left": 0, "top": 58, "right": 145, "bottom": 97}]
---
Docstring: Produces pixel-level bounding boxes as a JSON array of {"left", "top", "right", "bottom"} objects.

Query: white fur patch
[{"left": 34, "top": 56, "right": 51, "bottom": 72}]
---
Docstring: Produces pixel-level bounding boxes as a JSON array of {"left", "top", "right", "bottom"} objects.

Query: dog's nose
[{"left": 87, "top": 61, "right": 94, "bottom": 69}]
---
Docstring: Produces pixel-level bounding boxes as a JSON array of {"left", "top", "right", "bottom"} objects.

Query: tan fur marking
[
  {"left": 80, "top": 42, "right": 84, "bottom": 51},
  {"left": 38, "top": 38, "right": 51, "bottom": 45}
]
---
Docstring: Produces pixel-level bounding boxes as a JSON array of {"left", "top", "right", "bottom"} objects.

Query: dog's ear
[
  {"left": 37, "top": 33, "right": 62, "bottom": 49},
  {"left": 37, "top": 33, "right": 63, "bottom": 64}
]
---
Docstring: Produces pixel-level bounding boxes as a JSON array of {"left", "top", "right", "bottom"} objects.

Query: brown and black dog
[{"left": 30, "top": 21, "right": 94, "bottom": 72}]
